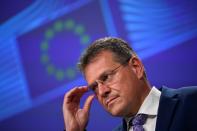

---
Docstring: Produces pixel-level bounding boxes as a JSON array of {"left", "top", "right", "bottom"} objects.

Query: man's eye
[
  {"left": 102, "top": 75, "right": 109, "bottom": 82},
  {"left": 91, "top": 82, "right": 98, "bottom": 91}
]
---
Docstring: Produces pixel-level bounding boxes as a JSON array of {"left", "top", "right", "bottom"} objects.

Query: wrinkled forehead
[
  {"left": 83, "top": 51, "right": 118, "bottom": 84},
  {"left": 87, "top": 50, "right": 118, "bottom": 65}
]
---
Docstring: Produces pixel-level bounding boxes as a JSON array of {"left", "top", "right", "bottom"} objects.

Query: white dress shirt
[{"left": 125, "top": 87, "right": 161, "bottom": 131}]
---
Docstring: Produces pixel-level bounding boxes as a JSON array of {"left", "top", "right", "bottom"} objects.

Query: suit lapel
[
  {"left": 121, "top": 119, "right": 127, "bottom": 131},
  {"left": 155, "top": 87, "right": 179, "bottom": 131}
]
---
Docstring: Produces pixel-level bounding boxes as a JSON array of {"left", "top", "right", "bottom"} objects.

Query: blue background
[{"left": 0, "top": 0, "right": 197, "bottom": 130}]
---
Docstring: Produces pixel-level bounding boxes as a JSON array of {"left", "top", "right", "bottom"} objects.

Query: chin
[
  {"left": 107, "top": 105, "right": 125, "bottom": 117},
  {"left": 105, "top": 98, "right": 127, "bottom": 116}
]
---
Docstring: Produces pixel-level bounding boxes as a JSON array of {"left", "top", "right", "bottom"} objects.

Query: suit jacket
[{"left": 114, "top": 86, "right": 197, "bottom": 131}]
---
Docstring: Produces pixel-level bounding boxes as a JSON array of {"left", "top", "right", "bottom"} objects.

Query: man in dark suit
[
  {"left": 115, "top": 86, "right": 197, "bottom": 131},
  {"left": 62, "top": 37, "right": 197, "bottom": 131}
]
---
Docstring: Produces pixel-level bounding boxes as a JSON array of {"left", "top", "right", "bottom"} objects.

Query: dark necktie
[{"left": 129, "top": 114, "right": 148, "bottom": 131}]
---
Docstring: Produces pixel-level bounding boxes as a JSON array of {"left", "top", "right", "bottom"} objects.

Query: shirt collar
[
  {"left": 137, "top": 86, "right": 161, "bottom": 115},
  {"left": 124, "top": 86, "right": 161, "bottom": 123}
]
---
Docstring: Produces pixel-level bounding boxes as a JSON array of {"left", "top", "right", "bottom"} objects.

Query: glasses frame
[{"left": 88, "top": 57, "right": 131, "bottom": 94}]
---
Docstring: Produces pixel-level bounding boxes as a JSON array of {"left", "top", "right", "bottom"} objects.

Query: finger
[
  {"left": 83, "top": 95, "right": 95, "bottom": 112},
  {"left": 64, "top": 86, "right": 88, "bottom": 104},
  {"left": 65, "top": 86, "right": 87, "bottom": 100},
  {"left": 71, "top": 86, "right": 89, "bottom": 103}
]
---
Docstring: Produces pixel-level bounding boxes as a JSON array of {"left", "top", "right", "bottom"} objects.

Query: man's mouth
[{"left": 106, "top": 96, "right": 118, "bottom": 106}]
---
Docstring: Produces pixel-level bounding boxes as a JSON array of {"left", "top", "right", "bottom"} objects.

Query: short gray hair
[{"left": 78, "top": 37, "right": 136, "bottom": 72}]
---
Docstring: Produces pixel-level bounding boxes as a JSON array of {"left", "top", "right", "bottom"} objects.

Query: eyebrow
[{"left": 88, "top": 69, "right": 112, "bottom": 88}]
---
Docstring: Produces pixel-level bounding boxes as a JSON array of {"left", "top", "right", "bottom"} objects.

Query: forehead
[{"left": 84, "top": 51, "right": 118, "bottom": 84}]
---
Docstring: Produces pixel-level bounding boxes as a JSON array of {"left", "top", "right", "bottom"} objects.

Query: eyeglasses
[
  {"left": 88, "top": 65, "right": 122, "bottom": 95},
  {"left": 88, "top": 58, "right": 130, "bottom": 95}
]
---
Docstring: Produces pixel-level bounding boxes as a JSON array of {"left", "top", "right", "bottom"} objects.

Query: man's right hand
[{"left": 63, "top": 86, "right": 94, "bottom": 131}]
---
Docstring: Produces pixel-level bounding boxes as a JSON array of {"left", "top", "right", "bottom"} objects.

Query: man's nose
[{"left": 97, "top": 83, "right": 111, "bottom": 97}]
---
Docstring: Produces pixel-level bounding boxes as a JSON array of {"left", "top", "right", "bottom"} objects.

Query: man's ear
[{"left": 129, "top": 57, "right": 144, "bottom": 79}]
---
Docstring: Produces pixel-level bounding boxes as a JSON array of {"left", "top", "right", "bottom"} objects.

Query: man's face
[{"left": 84, "top": 51, "right": 147, "bottom": 117}]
